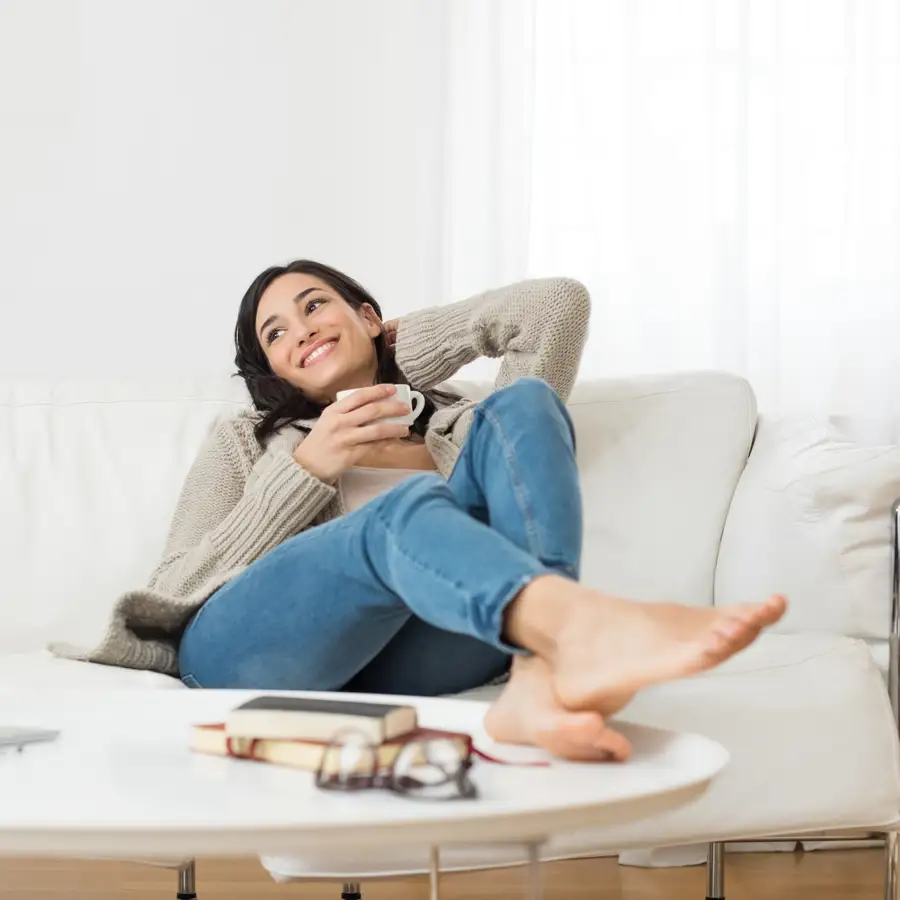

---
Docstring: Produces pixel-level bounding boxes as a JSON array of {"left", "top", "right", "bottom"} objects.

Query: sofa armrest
[{"left": 890, "top": 499, "right": 900, "bottom": 724}]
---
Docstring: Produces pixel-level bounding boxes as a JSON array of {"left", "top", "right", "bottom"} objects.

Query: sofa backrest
[
  {"left": 535, "top": 371, "right": 757, "bottom": 605},
  {"left": 0, "top": 372, "right": 756, "bottom": 652}
]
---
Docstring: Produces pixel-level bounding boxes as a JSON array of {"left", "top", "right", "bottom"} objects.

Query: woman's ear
[{"left": 359, "top": 303, "right": 383, "bottom": 338}]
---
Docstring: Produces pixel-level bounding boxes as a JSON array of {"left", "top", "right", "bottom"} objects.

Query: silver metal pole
[
  {"left": 886, "top": 832, "right": 900, "bottom": 900},
  {"left": 884, "top": 500, "right": 900, "bottom": 900},
  {"left": 890, "top": 501, "right": 900, "bottom": 722},
  {"left": 429, "top": 846, "right": 441, "bottom": 900},
  {"left": 177, "top": 860, "right": 196, "bottom": 900},
  {"left": 525, "top": 842, "right": 543, "bottom": 900},
  {"left": 706, "top": 842, "right": 725, "bottom": 900}
]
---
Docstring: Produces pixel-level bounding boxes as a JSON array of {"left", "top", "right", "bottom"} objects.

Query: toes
[
  {"left": 704, "top": 595, "right": 789, "bottom": 662},
  {"left": 721, "top": 605, "right": 767, "bottom": 629},
  {"left": 592, "top": 725, "right": 632, "bottom": 762},
  {"left": 534, "top": 713, "right": 632, "bottom": 762},
  {"left": 706, "top": 616, "right": 748, "bottom": 647},
  {"left": 762, "top": 593, "right": 788, "bottom": 622},
  {"left": 701, "top": 619, "right": 760, "bottom": 663},
  {"left": 727, "top": 595, "right": 788, "bottom": 628}
]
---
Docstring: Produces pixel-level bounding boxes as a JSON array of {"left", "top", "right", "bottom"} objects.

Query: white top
[
  {"left": 0, "top": 688, "right": 728, "bottom": 860},
  {"left": 338, "top": 466, "right": 422, "bottom": 513}
]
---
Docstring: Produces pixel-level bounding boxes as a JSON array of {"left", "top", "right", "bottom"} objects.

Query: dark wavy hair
[{"left": 234, "top": 259, "right": 457, "bottom": 444}]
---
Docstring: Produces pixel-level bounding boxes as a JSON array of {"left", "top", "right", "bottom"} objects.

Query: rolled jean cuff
[{"left": 483, "top": 570, "right": 549, "bottom": 656}]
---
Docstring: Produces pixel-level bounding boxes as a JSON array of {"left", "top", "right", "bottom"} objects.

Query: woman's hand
[
  {"left": 291, "top": 384, "right": 412, "bottom": 484},
  {"left": 383, "top": 318, "right": 400, "bottom": 348}
]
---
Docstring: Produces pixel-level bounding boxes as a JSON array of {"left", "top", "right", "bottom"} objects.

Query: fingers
[{"left": 345, "top": 399, "right": 412, "bottom": 426}]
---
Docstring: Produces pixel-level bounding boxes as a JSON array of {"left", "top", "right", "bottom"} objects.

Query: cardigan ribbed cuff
[
  {"left": 210, "top": 450, "right": 336, "bottom": 570},
  {"left": 394, "top": 299, "right": 481, "bottom": 389}
]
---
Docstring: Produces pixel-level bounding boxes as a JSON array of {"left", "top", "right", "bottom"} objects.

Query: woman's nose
[{"left": 293, "top": 321, "right": 316, "bottom": 344}]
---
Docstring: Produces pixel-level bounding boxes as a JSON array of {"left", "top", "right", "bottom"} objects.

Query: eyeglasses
[{"left": 314, "top": 727, "right": 478, "bottom": 801}]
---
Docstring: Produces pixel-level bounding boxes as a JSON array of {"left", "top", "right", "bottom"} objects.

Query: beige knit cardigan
[{"left": 50, "top": 278, "right": 590, "bottom": 675}]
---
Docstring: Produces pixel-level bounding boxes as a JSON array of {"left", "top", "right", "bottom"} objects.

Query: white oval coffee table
[{"left": 0, "top": 687, "right": 727, "bottom": 895}]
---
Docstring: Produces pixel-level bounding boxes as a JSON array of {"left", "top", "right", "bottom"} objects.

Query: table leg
[
  {"left": 525, "top": 842, "right": 543, "bottom": 900},
  {"left": 429, "top": 846, "right": 441, "bottom": 900},
  {"left": 176, "top": 860, "right": 196, "bottom": 900},
  {"left": 426, "top": 839, "right": 544, "bottom": 899},
  {"left": 886, "top": 832, "right": 900, "bottom": 900},
  {"left": 707, "top": 842, "right": 725, "bottom": 900}
]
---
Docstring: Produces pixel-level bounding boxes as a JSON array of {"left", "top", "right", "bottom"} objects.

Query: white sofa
[{"left": 2, "top": 371, "right": 900, "bottom": 898}]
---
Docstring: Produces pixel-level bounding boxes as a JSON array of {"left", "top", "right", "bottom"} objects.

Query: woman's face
[{"left": 255, "top": 272, "right": 382, "bottom": 403}]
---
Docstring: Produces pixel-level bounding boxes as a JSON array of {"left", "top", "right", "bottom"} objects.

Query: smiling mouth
[{"left": 302, "top": 340, "right": 338, "bottom": 368}]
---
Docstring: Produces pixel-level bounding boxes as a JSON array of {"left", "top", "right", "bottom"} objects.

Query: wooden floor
[{"left": 0, "top": 848, "right": 885, "bottom": 899}]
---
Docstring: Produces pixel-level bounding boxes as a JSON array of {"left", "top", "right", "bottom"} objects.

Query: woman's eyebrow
[
  {"left": 291, "top": 286, "right": 321, "bottom": 304},
  {"left": 258, "top": 288, "right": 324, "bottom": 336}
]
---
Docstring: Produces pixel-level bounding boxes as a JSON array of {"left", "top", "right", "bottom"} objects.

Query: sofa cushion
[
  {"left": 715, "top": 414, "right": 900, "bottom": 641},
  {"left": 0, "top": 650, "right": 182, "bottom": 690},
  {"left": 0, "top": 378, "right": 248, "bottom": 652},
  {"left": 564, "top": 372, "right": 756, "bottom": 605}
]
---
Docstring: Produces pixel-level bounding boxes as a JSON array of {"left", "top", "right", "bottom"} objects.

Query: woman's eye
[
  {"left": 307, "top": 298, "right": 326, "bottom": 314},
  {"left": 265, "top": 328, "right": 285, "bottom": 345}
]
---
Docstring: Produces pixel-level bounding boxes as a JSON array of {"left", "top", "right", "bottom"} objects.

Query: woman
[{"left": 53, "top": 260, "right": 785, "bottom": 761}]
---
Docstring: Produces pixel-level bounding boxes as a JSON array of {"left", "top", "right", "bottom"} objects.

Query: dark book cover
[{"left": 234, "top": 696, "right": 411, "bottom": 718}]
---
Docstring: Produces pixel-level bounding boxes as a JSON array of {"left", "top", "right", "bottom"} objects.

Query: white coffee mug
[{"left": 336, "top": 384, "right": 425, "bottom": 426}]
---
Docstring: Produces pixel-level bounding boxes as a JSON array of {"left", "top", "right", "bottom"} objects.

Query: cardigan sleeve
[
  {"left": 144, "top": 418, "right": 336, "bottom": 598},
  {"left": 393, "top": 277, "right": 591, "bottom": 402}
]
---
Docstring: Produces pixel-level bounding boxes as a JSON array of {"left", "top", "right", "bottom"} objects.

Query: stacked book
[{"left": 190, "top": 696, "right": 469, "bottom": 773}]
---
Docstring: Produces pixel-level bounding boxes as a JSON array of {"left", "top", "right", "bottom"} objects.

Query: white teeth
[{"left": 303, "top": 341, "right": 336, "bottom": 367}]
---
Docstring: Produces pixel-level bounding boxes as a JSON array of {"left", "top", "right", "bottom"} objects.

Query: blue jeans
[{"left": 178, "top": 377, "right": 582, "bottom": 695}]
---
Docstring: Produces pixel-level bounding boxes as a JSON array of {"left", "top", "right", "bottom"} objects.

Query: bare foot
[
  {"left": 484, "top": 656, "right": 633, "bottom": 762},
  {"left": 504, "top": 577, "right": 787, "bottom": 711}
]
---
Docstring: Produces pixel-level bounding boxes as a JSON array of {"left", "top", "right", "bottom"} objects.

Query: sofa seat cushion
[
  {"left": 0, "top": 650, "right": 183, "bottom": 691},
  {"left": 260, "top": 632, "right": 900, "bottom": 881}
]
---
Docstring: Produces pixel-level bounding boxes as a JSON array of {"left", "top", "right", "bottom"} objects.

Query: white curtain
[
  {"left": 438, "top": 0, "right": 536, "bottom": 304},
  {"left": 446, "top": 0, "right": 900, "bottom": 417}
]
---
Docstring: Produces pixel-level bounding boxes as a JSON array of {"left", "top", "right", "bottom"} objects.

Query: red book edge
[{"left": 192, "top": 722, "right": 549, "bottom": 767}]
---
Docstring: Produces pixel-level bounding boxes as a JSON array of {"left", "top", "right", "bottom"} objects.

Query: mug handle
[{"left": 409, "top": 391, "right": 425, "bottom": 421}]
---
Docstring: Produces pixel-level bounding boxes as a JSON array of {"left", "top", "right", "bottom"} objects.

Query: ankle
[{"left": 502, "top": 575, "right": 576, "bottom": 659}]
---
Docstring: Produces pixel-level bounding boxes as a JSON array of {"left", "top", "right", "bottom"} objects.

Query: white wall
[{"left": 0, "top": 0, "right": 449, "bottom": 379}]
